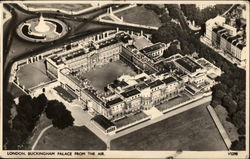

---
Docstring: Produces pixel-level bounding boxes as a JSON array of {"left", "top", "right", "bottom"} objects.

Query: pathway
[
  {"left": 207, "top": 105, "right": 232, "bottom": 150},
  {"left": 31, "top": 125, "right": 53, "bottom": 150}
]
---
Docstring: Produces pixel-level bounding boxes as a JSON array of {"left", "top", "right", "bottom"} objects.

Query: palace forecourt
[{"left": 11, "top": 28, "right": 222, "bottom": 136}]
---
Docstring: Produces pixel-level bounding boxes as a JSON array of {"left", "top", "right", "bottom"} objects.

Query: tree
[
  {"left": 160, "top": 13, "right": 171, "bottom": 23},
  {"left": 144, "top": 4, "right": 165, "bottom": 15},
  {"left": 3, "top": 92, "right": 15, "bottom": 149},
  {"left": 222, "top": 96, "right": 237, "bottom": 115},
  {"left": 45, "top": 100, "right": 74, "bottom": 129},
  {"left": 214, "top": 89, "right": 226, "bottom": 99},
  {"left": 165, "top": 4, "right": 179, "bottom": 19},
  {"left": 46, "top": 100, "right": 59, "bottom": 119},
  {"left": 151, "top": 21, "right": 182, "bottom": 44},
  {"left": 52, "top": 109, "right": 74, "bottom": 129},
  {"left": 32, "top": 94, "right": 48, "bottom": 118},
  {"left": 180, "top": 4, "right": 197, "bottom": 21},
  {"left": 232, "top": 110, "right": 245, "bottom": 129},
  {"left": 231, "top": 136, "right": 246, "bottom": 150},
  {"left": 237, "top": 126, "right": 245, "bottom": 135},
  {"left": 163, "top": 43, "right": 181, "bottom": 58},
  {"left": 6, "top": 94, "right": 48, "bottom": 149},
  {"left": 211, "top": 98, "right": 221, "bottom": 107}
]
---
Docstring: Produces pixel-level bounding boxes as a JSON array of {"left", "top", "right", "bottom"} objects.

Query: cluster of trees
[
  {"left": 46, "top": 100, "right": 74, "bottom": 129},
  {"left": 165, "top": 4, "right": 180, "bottom": 20},
  {"left": 144, "top": 4, "right": 166, "bottom": 16},
  {"left": 152, "top": 20, "right": 196, "bottom": 56},
  {"left": 3, "top": 93, "right": 14, "bottom": 149},
  {"left": 143, "top": 4, "right": 174, "bottom": 25},
  {"left": 231, "top": 136, "right": 246, "bottom": 150},
  {"left": 180, "top": 4, "right": 232, "bottom": 26},
  {"left": 152, "top": 5, "right": 246, "bottom": 150},
  {"left": 3, "top": 93, "right": 74, "bottom": 149},
  {"left": 5, "top": 94, "right": 48, "bottom": 149}
]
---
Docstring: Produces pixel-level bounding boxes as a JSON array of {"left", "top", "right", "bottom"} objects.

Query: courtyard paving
[
  {"left": 16, "top": 60, "right": 52, "bottom": 89},
  {"left": 80, "top": 60, "right": 136, "bottom": 91}
]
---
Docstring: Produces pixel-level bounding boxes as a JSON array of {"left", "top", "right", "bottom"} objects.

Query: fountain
[
  {"left": 17, "top": 13, "right": 68, "bottom": 42},
  {"left": 34, "top": 14, "right": 50, "bottom": 33}
]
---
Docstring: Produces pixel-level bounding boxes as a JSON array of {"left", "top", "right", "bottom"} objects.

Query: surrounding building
[{"left": 204, "top": 4, "right": 247, "bottom": 68}]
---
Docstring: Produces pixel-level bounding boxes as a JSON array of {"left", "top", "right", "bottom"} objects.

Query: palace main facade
[{"left": 44, "top": 29, "right": 221, "bottom": 122}]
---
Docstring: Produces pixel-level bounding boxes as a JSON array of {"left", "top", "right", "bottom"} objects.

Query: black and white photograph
[{"left": 1, "top": 1, "right": 249, "bottom": 158}]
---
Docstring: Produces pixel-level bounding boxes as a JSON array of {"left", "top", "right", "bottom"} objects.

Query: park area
[
  {"left": 24, "top": 4, "right": 92, "bottom": 12},
  {"left": 35, "top": 126, "right": 106, "bottom": 150},
  {"left": 155, "top": 93, "right": 190, "bottom": 112},
  {"left": 115, "top": 6, "right": 162, "bottom": 27},
  {"left": 16, "top": 60, "right": 52, "bottom": 89},
  {"left": 111, "top": 104, "right": 227, "bottom": 151},
  {"left": 80, "top": 60, "right": 136, "bottom": 91},
  {"left": 26, "top": 113, "right": 52, "bottom": 150}
]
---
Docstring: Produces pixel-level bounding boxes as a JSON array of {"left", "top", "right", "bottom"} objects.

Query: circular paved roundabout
[{"left": 17, "top": 15, "right": 68, "bottom": 43}]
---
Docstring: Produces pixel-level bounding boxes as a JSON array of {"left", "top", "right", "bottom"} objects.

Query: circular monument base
[{"left": 17, "top": 17, "right": 68, "bottom": 43}]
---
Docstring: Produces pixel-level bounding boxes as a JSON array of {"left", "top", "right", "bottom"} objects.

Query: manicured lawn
[
  {"left": 111, "top": 104, "right": 227, "bottom": 151},
  {"left": 26, "top": 113, "right": 52, "bottom": 150},
  {"left": 80, "top": 60, "right": 136, "bottom": 91},
  {"left": 115, "top": 6, "right": 162, "bottom": 27},
  {"left": 102, "top": 16, "right": 114, "bottom": 21},
  {"left": 35, "top": 126, "right": 106, "bottom": 150},
  {"left": 24, "top": 4, "right": 92, "bottom": 12},
  {"left": 156, "top": 93, "right": 190, "bottom": 112},
  {"left": 16, "top": 60, "right": 52, "bottom": 89}
]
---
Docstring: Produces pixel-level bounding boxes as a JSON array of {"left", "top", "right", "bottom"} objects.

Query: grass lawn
[
  {"left": 102, "top": 16, "right": 114, "bottom": 21},
  {"left": 115, "top": 6, "right": 162, "bottom": 27},
  {"left": 35, "top": 126, "right": 106, "bottom": 150},
  {"left": 16, "top": 60, "right": 52, "bottom": 89},
  {"left": 26, "top": 113, "right": 52, "bottom": 150},
  {"left": 24, "top": 4, "right": 92, "bottom": 12},
  {"left": 214, "top": 105, "right": 239, "bottom": 141},
  {"left": 80, "top": 60, "right": 136, "bottom": 91},
  {"left": 156, "top": 93, "right": 190, "bottom": 112},
  {"left": 111, "top": 104, "right": 227, "bottom": 151}
]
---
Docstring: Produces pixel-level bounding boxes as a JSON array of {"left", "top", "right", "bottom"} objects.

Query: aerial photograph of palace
[{"left": 2, "top": 1, "right": 247, "bottom": 156}]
